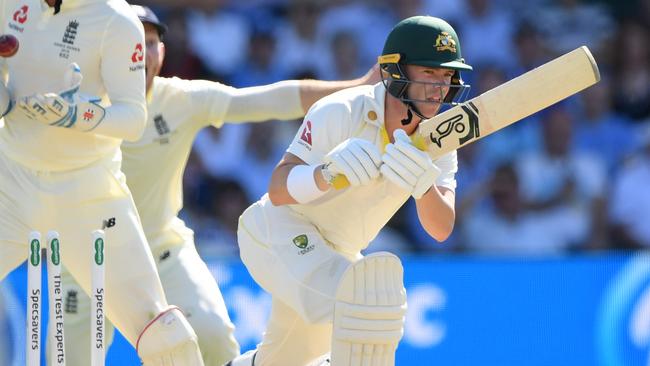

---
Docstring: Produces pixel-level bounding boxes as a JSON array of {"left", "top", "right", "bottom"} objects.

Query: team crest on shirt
[
  {"left": 298, "top": 120, "right": 313, "bottom": 150},
  {"left": 153, "top": 114, "right": 174, "bottom": 144},
  {"left": 54, "top": 20, "right": 81, "bottom": 59},
  {"left": 293, "top": 234, "right": 314, "bottom": 255},
  {"left": 9, "top": 5, "right": 28, "bottom": 32}
]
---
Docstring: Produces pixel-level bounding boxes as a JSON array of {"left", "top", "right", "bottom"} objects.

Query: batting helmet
[{"left": 380, "top": 16, "right": 472, "bottom": 110}]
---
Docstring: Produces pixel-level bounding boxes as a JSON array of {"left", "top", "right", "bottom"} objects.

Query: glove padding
[
  {"left": 323, "top": 138, "right": 382, "bottom": 186},
  {"left": 17, "top": 63, "right": 105, "bottom": 131},
  {"left": 380, "top": 129, "right": 441, "bottom": 199}
]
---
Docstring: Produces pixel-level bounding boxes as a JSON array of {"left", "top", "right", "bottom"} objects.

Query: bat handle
[
  {"left": 330, "top": 175, "right": 350, "bottom": 190},
  {"left": 330, "top": 133, "right": 427, "bottom": 190}
]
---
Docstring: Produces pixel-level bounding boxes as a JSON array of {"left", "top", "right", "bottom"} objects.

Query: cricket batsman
[
  {"left": 0, "top": 0, "right": 206, "bottom": 364},
  {"left": 47, "top": 5, "right": 381, "bottom": 366},
  {"left": 229, "top": 16, "right": 472, "bottom": 366}
]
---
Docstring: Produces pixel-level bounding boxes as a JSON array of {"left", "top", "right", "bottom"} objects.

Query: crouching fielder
[{"left": 228, "top": 16, "right": 472, "bottom": 366}]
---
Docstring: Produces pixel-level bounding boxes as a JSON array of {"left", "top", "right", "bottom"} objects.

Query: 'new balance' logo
[{"left": 102, "top": 217, "right": 116, "bottom": 229}]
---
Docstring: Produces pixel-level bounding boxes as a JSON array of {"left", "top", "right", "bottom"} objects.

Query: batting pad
[
  {"left": 330, "top": 252, "right": 407, "bottom": 366},
  {"left": 136, "top": 307, "right": 205, "bottom": 366}
]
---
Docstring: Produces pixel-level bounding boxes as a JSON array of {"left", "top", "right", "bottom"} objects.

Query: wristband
[{"left": 287, "top": 164, "right": 328, "bottom": 204}]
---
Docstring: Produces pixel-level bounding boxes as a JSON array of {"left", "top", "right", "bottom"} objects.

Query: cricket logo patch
[
  {"left": 293, "top": 234, "right": 314, "bottom": 255},
  {"left": 435, "top": 32, "right": 457, "bottom": 53}
]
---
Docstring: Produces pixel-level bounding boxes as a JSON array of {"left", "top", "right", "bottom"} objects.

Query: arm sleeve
[
  {"left": 222, "top": 80, "right": 304, "bottom": 124},
  {"left": 94, "top": 11, "right": 147, "bottom": 142},
  {"left": 286, "top": 100, "right": 352, "bottom": 165},
  {"left": 432, "top": 150, "right": 458, "bottom": 191}
]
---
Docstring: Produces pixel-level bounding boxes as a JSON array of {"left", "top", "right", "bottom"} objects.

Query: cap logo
[{"left": 435, "top": 32, "right": 457, "bottom": 53}]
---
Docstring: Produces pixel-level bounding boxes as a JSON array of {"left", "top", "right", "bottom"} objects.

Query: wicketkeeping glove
[
  {"left": 323, "top": 138, "right": 382, "bottom": 187},
  {"left": 381, "top": 129, "right": 441, "bottom": 199},
  {"left": 18, "top": 63, "right": 105, "bottom": 131}
]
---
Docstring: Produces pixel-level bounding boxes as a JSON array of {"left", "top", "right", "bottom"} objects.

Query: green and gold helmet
[{"left": 380, "top": 16, "right": 472, "bottom": 112}]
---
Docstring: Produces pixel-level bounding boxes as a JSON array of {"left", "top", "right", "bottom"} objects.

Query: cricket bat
[{"left": 332, "top": 45, "right": 600, "bottom": 189}]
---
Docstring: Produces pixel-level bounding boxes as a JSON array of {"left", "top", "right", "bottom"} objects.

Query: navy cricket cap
[{"left": 131, "top": 5, "right": 167, "bottom": 38}]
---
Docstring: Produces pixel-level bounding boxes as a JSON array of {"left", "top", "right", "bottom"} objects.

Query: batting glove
[
  {"left": 18, "top": 63, "right": 105, "bottom": 131},
  {"left": 323, "top": 138, "right": 382, "bottom": 187},
  {"left": 381, "top": 129, "right": 441, "bottom": 199}
]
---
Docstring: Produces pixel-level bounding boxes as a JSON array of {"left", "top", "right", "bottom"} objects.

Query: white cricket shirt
[
  {"left": 0, "top": 0, "right": 146, "bottom": 171},
  {"left": 286, "top": 83, "right": 458, "bottom": 255},
  {"left": 121, "top": 76, "right": 234, "bottom": 250}
]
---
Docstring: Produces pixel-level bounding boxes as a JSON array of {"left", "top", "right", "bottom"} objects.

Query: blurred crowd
[{"left": 135, "top": 0, "right": 650, "bottom": 258}]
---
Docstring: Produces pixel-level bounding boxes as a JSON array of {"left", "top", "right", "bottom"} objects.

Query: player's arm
[
  {"left": 381, "top": 129, "right": 456, "bottom": 241},
  {"left": 16, "top": 12, "right": 147, "bottom": 140},
  {"left": 91, "top": 12, "right": 147, "bottom": 141},
  {"left": 268, "top": 152, "right": 330, "bottom": 206},
  {"left": 415, "top": 186, "right": 456, "bottom": 242},
  {"left": 268, "top": 101, "right": 382, "bottom": 206},
  {"left": 222, "top": 64, "right": 380, "bottom": 123}
]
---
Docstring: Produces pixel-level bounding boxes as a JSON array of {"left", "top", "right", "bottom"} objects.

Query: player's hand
[
  {"left": 17, "top": 63, "right": 105, "bottom": 131},
  {"left": 381, "top": 129, "right": 441, "bottom": 199},
  {"left": 323, "top": 138, "right": 382, "bottom": 187}
]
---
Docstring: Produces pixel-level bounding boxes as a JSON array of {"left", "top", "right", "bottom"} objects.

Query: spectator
[
  {"left": 532, "top": 0, "right": 614, "bottom": 56},
  {"left": 609, "top": 125, "right": 650, "bottom": 249},
  {"left": 612, "top": 20, "right": 650, "bottom": 122},
  {"left": 456, "top": 0, "right": 517, "bottom": 69},
  {"left": 574, "top": 77, "right": 638, "bottom": 173},
  {"left": 515, "top": 105, "right": 608, "bottom": 249},
  {"left": 186, "top": 0, "right": 251, "bottom": 80},
  {"left": 462, "top": 162, "right": 585, "bottom": 254},
  {"left": 274, "top": 0, "right": 332, "bottom": 78}
]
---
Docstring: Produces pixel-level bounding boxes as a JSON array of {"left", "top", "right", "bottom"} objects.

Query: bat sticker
[{"left": 429, "top": 101, "right": 480, "bottom": 148}]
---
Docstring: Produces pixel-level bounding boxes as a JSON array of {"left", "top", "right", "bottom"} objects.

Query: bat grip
[{"left": 330, "top": 133, "right": 428, "bottom": 190}]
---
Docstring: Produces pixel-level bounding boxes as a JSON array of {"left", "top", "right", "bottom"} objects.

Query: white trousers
[
  {"left": 48, "top": 238, "right": 240, "bottom": 366},
  {"left": 0, "top": 150, "right": 168, "bottom": 345},
  {"left": 238, "top": 198, "right": 360, "bottom": 366}
]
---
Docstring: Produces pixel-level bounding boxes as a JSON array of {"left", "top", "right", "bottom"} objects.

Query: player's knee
[
  {"left": 136, "top": 307, "right": 205, "bottom": 366},
  {"left": 330, "top": 252, "right": 407, "bottom": 366}
]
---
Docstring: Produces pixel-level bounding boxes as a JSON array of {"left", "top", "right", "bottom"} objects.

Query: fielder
[
  {"left": 0, "top": 0, "right": 206, "bottom": 364},
  {"left": 48, "top": 5, "right": 381, "bottom": 366},
  {"left": 229, "top": 16, "right": 472, "bottom": 366}
]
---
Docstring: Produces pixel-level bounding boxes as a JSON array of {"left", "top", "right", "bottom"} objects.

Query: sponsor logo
[
  {"left": 13, "top": 5, "right": 28, "bottom": 23},
  {"left": 83, "top": 109, "right": 95, "bottom": 122},
  {"left": 94, "top": 238, "right": 104, "bottom": 265},
  {"left": 429, "top": 101, "right": 479, "bottom": 148},
  {"left": 300, "top": 121, "right": 312, "bottom": 146},
  {"left": 129, "top": 43, "right": 145, "bottom": 71},
  {"left": 9, "top": 5, "right": 28, "bottom": 32},
  {"left": 50, "top": 238, "right": 61, "bottom": 265},
  {"left": 434, "top": 32, "right": 457, "bottom": 53},
  {"left": 30, "top": 238, "right": 40, "bottom": 266},
  {"left": 102, "top": 217, "right": 116, "bottom": 229}
]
